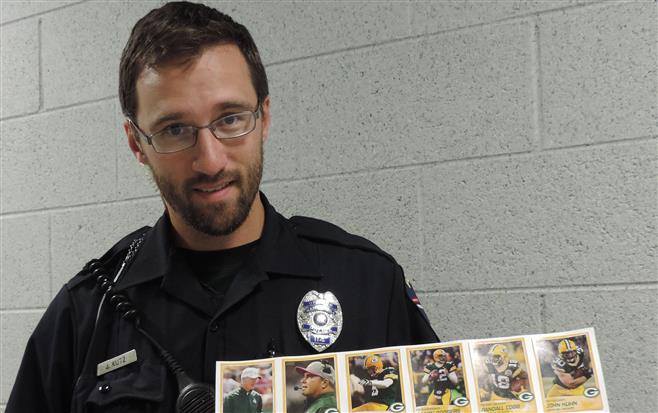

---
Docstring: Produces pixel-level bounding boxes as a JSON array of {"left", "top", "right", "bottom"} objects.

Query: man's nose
[{"left": 191, "top": 128, "right": 228, "bottom": 175}]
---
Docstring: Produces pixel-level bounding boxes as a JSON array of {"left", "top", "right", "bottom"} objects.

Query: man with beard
[
  {"left": 7, "top": 2, "right": 438, "bottom": 412},
  {"left": 295, "top": 361, "right": 338, "bottom": 413}
]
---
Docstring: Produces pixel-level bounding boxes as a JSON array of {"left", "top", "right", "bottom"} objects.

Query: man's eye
[
  {"left": 165, "top": 125, "right": 186, "bottom": 136},
  {"left": 221, "top": 115, "right": 238, "bottom": 125}
]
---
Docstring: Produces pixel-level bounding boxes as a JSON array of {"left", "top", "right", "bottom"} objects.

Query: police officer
[
  {"left": 223, "top": 368, "right": 263, "bottom": 413},
  {"left": 7, "top": 2, "right": 438, "bottom": 412}
]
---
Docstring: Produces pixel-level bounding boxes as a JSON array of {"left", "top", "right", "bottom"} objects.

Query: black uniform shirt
[{"left": 7, "top": 193, "right": 438, "bottom": 412}]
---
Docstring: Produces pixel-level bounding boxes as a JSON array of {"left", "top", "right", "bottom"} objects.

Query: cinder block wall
[{"left": 1, "top": 1, "right": 656, "bottom": 411}]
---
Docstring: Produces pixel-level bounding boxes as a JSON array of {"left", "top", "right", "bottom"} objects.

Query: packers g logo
[
  {"left": 389, "top": 402, "right": 405, "bottom": 412},
  {"left": 453, "top": 397, "right": 470, "bottom": 407},
  {"left": 323, "top": 409, "right": 339, "bottom": 413},
  {"left": 518, "top": 391, "right": 534, "bottom": 402},
  {"left": 584, "top": 387, "right": 600, "bottom": 398}
]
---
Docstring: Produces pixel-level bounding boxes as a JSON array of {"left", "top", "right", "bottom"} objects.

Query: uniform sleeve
[
  {"left": 6, "top": 287, "right": 77, "bottom": 413},
  {"left": 386, "top": 265, "right": 439, "bottom": 345}
]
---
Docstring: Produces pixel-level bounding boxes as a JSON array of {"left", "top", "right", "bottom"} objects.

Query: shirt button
[
  {"left": 209, "top": 322, "right": 219, "bottom": 332},
  {"left": 98, "top": 383, "right": 111, "bottom": 393}
]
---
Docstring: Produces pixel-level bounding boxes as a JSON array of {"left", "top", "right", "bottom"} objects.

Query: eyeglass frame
[{"left": 127, "top": 103, "right": 262, "bottom": 154}]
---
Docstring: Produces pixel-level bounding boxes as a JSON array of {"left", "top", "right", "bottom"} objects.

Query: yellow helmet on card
[
  {"left": 433, "top": 349, "right": 448, "bottom": 365},
  {"left": 488, "top": 344, "right": 509, "bottom": 372},
  {"left": 558, "top": 339, "right": 580, "bottom": 366},
  {"left": 364, "top": 355, "right": 384, "bottom": 376}
]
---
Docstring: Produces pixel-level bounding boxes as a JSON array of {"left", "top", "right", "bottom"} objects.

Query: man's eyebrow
[{"left": 149, "top": 100, "right": 256, "bottom": 131}]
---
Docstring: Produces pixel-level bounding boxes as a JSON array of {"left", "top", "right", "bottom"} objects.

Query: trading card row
[{"left": 215, "top": 328, "right": 608, "bottom": 413}]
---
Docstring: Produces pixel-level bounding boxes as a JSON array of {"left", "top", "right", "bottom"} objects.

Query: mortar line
[
  {"left": 37, "top": 18, "right": 43, "bottom": 111},
  {"left": 2, "top": 133, "right": 655, "bottom": 218},
  {"left": 0, "top": 308, "right": 47, "bottom": 314},
  {"left": 0, "top": 195, "right": 161, "bottom": 219},
  {"left": 261, "top": 135, "right": 657, "bottom": 186},
  {"left": 114, "top": 100, "right": 120, "bottom": 201},
  {"left": 0, "top": 95, "right": 117, "bottom": 122},
  {"left": 540, "top": 134, "right": 658, "bottom": 153},
  {"left": 540, "top": 293, "right": 547, "bottom": 333},
  {"left": 531, "top": 16, "right": 545, "bottom": 152},
  {"left": 265, "top": 1, "right": 609, "bottom": 69},
  {"left": 418, "top": 281, "right": 658, "bottom": 295},
  {"left": 48, "top": 214, "right": 53, "bottom": 300},
  {"left": 0, "top": 1, "right": 87, "bottom": 27},
  {"left": 415, "top": 169, "right": 425, "bottom": 285}
]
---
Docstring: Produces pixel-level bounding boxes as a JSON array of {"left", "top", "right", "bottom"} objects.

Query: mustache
[{"left": 185, "top": 170, "right": 240, "bottom": 187}]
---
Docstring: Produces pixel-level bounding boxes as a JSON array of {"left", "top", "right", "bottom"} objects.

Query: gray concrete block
[
  {"left": 540, "top": 2, "right": 658, "bottom": 147},
  {"left": 0, "top": 101, "right": 117, "bottom": 213},
  {"left": 0, "top": 19, "right": 39, "bottom": 118},
  {"left": 215, "top": 1, "right": 409, "bottom": 64},
  {"left": 420, "top": 291, "right": 543, "bottom": 342},
  {"left": 0, "top": 1, "right": 80, "bottom": 24},
  {"left": 544, "top": 288, "right": 658, "bottom": 413},
  {"left": 266, "top": 20, "right": 534, "bottom": 180},
  {"left": 113, "top": 100, "right": 159, "bottom": 199},
  {"left": 409, "top": 20, "right": 535, "bottom": 163},
  {"left": 265, "top": 41, "right": 415, "bottom": 181},
  {"left": 263, "top": 168, "right": 422, "bottom": 280},
  {"left": 410, "top": 0, "right": 597, "bottom": 35},
  {"left": 40, "top": 1, "right": 157, "bottom": 108},
  {"left": 420, "top": 141, "right": 658, "bottom": 291},
  {"left": 0, "top": 214, "right": 50, "bottom": 309},
  {"left": 0, "top": 310, "right": 44, "bottom": 403},
  {"left": 50, "top": 198, "right": 162, "bottom": 292}
]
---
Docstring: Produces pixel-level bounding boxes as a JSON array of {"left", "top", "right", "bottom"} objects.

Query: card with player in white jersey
[
  {"left": 470, "top": 337, "right": 539, "bottom": 412},
  {"left": 406, "top": 342, "right": 473, "bottom": 412},
  {"left": 532, "top": 329, "right": 608, "bottom": 412},
  {"left": 345, "top": 350, "right": 406, "bottom": 412}
]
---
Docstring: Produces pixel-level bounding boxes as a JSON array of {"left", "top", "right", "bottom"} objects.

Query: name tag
[{"left": 97, "top": 349, "right": 137, "bottom": 376}]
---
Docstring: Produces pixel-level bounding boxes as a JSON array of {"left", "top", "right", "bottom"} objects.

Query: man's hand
[{"left": 359, "top": 378, "right": 371, "bottom": 387}]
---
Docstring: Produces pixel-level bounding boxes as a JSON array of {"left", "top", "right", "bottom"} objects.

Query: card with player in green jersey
[
  {"left": 346, "top": 350, "right": 406, "bottom": 412},
  {"left": 471, "top": 337, "right": 539, "bottom": 413},
  {"left": 406, "top": 342, "right": 473, "bottom": 412}
]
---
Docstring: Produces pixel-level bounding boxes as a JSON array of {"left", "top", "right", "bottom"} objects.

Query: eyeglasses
[{"left": 128, "top": 104, "right": 261, "bottom": 154}]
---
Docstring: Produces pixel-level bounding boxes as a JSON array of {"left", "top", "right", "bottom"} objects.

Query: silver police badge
[{"left": 297, "top": 290, "right": 342, "bottom": 352}]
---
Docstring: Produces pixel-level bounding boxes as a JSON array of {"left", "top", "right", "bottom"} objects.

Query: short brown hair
[{"left": 119, "top": 1, "right": 268, "bottom": 119}]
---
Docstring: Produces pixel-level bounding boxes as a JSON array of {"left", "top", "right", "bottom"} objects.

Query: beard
[{"left": 150, "top": 145, "right": 263, "bottom": 237}]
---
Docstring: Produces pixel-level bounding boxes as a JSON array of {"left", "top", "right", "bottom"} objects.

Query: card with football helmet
[
  {"left": 470, "top": 337, "right": 540, "bottom": 413},
  {"left": 406, "top": 342, "right": 474, "bottom": 412},
  {"left": 345, "top": 350, "right": 407, "bottom": 412},
  {"left": 532, "top": 329, "right": 608, "bottom": 412},
  {"left": 215, "top": 329, "right": 609, "bottom": 413}
]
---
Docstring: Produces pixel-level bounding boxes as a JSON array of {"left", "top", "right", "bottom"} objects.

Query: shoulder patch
[{"left": 289, "top": 216, "right": 395, "bottom": 263}]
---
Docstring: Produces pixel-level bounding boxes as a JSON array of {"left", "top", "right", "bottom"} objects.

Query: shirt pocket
[{"left": 76, "top": 361, "right": 167, "bottom": 413}]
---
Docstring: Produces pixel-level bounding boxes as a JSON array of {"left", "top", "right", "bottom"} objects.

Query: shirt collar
[{"left": 114, "top": 192, "right": 322, "bottom": 291}]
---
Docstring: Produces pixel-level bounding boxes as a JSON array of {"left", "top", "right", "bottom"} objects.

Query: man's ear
[
  {"left": 260, "top": 96, "right": 271, "bottom": 143},
  {"left": 123, "top": 120, "right": 149, "bottom": 165}
]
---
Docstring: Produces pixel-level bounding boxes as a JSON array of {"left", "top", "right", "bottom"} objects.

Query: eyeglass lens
[{"left": 151, "top": 110, "right": 258, "bottom": 153}]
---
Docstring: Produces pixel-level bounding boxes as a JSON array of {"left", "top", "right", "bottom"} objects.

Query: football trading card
[
  {"left": 282, "top": 354, "right": 341, "bottom": 413},
  {"left": 470, "top": 338, "right": 539, "bottom": 413},
  {"left": 345, "top": 349, "right": 406, "bottom": 412},
  {"left": 532, "top": 329, "right": 608, "bottom": 412},
  {"left": 406, "top": 342, "right": 473, "bottom": 412},
  {"left": 217, "top": 359, "right": 276, "bottom": 413}
]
